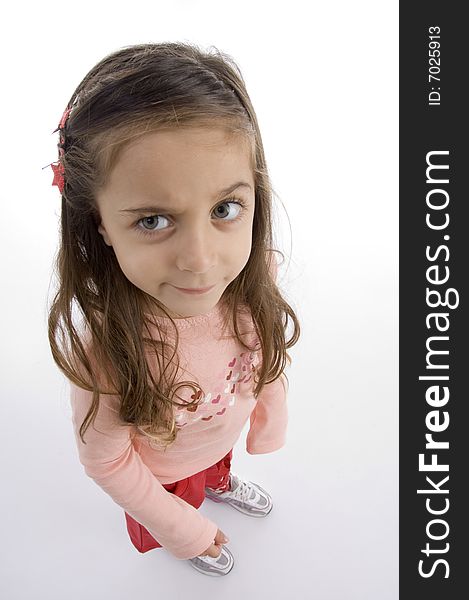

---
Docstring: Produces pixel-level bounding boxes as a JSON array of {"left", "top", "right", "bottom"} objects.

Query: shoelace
[{"left": 228, "top": 478, "right": 254, "bottom": 504}]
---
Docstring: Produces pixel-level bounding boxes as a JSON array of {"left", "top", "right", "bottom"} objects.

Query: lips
[
  {"left": 173, "top": 284, "right": 215, "bottom": 293},
  {"left": 188, "top": 288, "right": 210, "bottom": 292}
]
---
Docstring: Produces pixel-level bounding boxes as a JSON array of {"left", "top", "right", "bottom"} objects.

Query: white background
[{"left": 0, "top": 1, "right": 398, "bottom": 598}]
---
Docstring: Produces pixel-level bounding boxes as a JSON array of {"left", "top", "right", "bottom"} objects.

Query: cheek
[
  {"left": 224, "top": 226, "right": 252, "bottom": 272},
  {"left": 237, "top": 224, "right": 253, "bottom": 260},
  {"left": 112, "top": 243, "right": 154, "bottom": 286}
]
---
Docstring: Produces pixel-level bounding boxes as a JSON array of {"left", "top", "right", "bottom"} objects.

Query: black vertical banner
[{"left": 400, "top": 2, "right": 467, "bottom": 598}]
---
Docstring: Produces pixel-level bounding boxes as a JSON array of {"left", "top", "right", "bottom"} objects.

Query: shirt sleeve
[
  {"left": 69, "top": 383, "right": 218, "bottom": 560},
  {"left": 246, "top": 372, "right": 289, "bottom": 454}
]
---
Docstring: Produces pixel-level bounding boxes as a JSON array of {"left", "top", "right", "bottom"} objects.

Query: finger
[
  {"left": 214, "top": 530, "right": 230, "bottom": 544},
  {"left": 206, "top": 543, "right": 222, "bottom": 558}
]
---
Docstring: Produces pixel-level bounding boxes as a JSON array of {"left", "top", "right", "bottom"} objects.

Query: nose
[{"left": 175, "top": 226, "right": 217, "bottom": 274}]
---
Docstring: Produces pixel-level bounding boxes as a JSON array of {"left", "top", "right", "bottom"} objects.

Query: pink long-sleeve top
[{"left": 69, "top": 276, "right": 288, "bottom": 561}]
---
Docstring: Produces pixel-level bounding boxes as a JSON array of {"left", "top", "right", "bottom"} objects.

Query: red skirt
[{"left": 124, "top": 449, "right": 233, "bottom": 553}]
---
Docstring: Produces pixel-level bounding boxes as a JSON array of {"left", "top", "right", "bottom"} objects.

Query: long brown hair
[{"left": 48, "top": 42, "right": 300, "bottom": 448}]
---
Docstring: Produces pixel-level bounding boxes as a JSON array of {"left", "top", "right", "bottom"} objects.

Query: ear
[{"left": 97, "top": 222, "right": 113, "bottom": 247}]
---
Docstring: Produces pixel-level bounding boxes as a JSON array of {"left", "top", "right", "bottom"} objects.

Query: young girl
[{"left": 47, "top": 42, "right": 300, "bottom": 577}]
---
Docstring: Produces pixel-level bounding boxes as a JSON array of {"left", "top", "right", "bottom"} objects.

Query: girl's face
[{"left": 96, "top": 126, "right": 256, "bottom": 318}]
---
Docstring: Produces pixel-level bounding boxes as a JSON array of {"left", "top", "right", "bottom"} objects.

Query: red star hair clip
[
  {"left": 51, "top": 159, "right": 65, "bottom": 193},
  {"left": 49, "top": 106, "right": 72, "bottom": 194}
]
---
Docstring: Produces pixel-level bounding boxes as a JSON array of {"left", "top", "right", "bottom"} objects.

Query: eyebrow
[{"left": 119, "top": 181, "right": 252, "bottom": 215}]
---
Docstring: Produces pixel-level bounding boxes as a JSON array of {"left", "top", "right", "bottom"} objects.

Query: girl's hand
[{"left": 198, "top": 528, "right": 230, "bottom": 558}]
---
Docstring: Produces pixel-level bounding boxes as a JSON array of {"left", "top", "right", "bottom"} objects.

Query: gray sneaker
[
  {"left": 188, "top": 545, "right": 234, "bottom": 576},
  {"left": 205, "top": 473, "right": 273, "bottom": 517}
]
